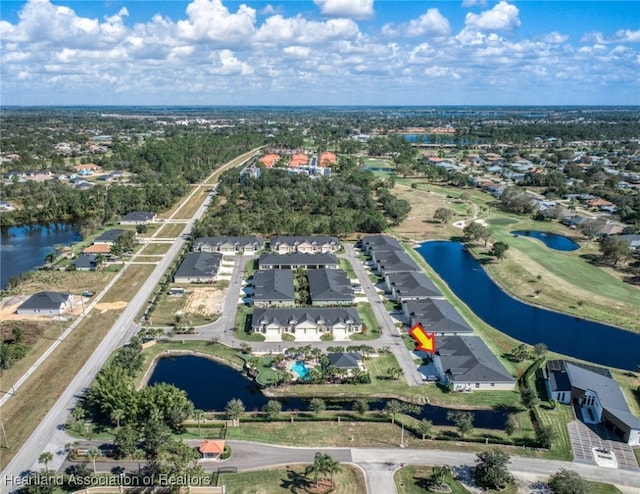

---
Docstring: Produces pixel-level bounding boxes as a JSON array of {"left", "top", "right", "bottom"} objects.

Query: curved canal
[
  {"left": 510, "top": 230, "right": 579, "bottom": 251},
  {"left": 149, "top": 356, "right": 508, "bottom": 428},
  {"left": 416, "top": 241, "right": 640, "bottom": 371}
]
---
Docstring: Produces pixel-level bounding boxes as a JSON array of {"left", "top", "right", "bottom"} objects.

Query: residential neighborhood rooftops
[
  {"left": 270, "top": 236, "right": 340, "bottom": 251},
  {"left": 307, "top": 268, "right": 354, "bottom": 303},
  {"left": 373, "top": 250, "right": 420, "bottom": 274},
  {"left": 194, "top": 236, "right": 264, "bottom": 251},
  {"left": 404, "top": 299, "right": 473, "bottom": 334},
  {"left": 174, "top": 252, "right": 222, "bottom": 280},
  {"left": 120, "top": 210, "right": 156, "bottom": 223},
  {"left": 436, "top": 335, "right": 515, "bottom": 384},
  {"left": 258, "top": 252, "right": 339, "bottom": 269},
  {"left": 252, "top": 307, "right": 361, "bottom": 327},
  {"left": 17, "top": 291, "right": 72, "bottom": 312},
  {"left": 385, "top": 271, "right": 442, "bottom": 299},
  {"left": 252, "top": 269, "right": 295, "bottom": 303},
  {"left": 94, "top": 229, "right": 128, "bottom": 243},
  {"left": 360, "top": 234, "right": 403, "bottom": 253}
]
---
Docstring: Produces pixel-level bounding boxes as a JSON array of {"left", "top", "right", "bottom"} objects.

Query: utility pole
[{"left": 0, "top": 419, "right": 9, "bottom": 448}]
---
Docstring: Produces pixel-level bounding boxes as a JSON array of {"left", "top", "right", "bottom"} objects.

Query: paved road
[
  {"left": 55, "top": 441, "right": 640, "bottom": 494},
  {"left": 0, "top": 150, "right": 260, "bottom": 493}
]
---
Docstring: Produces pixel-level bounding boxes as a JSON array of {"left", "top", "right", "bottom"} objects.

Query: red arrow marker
[{"left": 409, "top": 323, "right": 436, "bottom": 353}]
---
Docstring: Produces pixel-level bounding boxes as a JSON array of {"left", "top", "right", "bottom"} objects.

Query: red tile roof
[
  {"left": 259, "top": 154, "right": 279, "bottom": 168},
  {"left": 289, "top": 154, "right": 309, "bottom": 167},
  {"left": 199, "top": 440, "right": 225, "bottom": 454},
  {"left": 319, "top": 152, "right": 337, "bottom": 167}
]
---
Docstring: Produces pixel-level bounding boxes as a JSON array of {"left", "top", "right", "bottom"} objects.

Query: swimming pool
[{"left": 290, "top": 361, "right": 309, "bottom": 379}]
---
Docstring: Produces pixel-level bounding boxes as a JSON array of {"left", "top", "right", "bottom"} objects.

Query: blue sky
[{"left": 1, "top": 0, "right": 638, "bottom": 106}]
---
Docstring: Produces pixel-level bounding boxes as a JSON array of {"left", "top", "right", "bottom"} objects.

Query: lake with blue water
[
  {"left": 0, "top": 222, "right": 82, "bottom": 288},
  {"left": 148, "top": 356, "right": 508, "bottom": 428},
  {"left": 416, "top": 241, "right": 640, "bottom": 371},
  {"left": 511, "top": 230, "right": 579, "bottom": 251}
]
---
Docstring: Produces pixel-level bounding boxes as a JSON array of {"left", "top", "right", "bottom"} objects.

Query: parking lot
[{"left": 568, "top": 408, "right": 639, "bottom": 471}]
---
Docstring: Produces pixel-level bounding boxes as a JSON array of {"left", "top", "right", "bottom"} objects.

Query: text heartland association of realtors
[{"left": 3, "top": 474, "right": 214, "bottom": 487}]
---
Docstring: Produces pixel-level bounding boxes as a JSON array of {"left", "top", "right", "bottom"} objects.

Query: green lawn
[
  {"left": 590, "top": 482, "right": 624, "bottom": 494},
  {"left": 395, "top": 465, "right": 471, "bottom": 494},
  {"left": 218, "top": 464, "right": 367, "bottom": 494},
  {"left": 354, "top": 303, "right": 382, "bottom": 340},
  {"left": 339, "top": 258, "right": 357, "bottom": 278}
]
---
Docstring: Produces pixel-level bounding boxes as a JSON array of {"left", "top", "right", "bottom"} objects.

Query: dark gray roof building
[
  {"left": 259, "top": 252, "right": 339, "bottom": 270},
  {"left": 308, "top": 269, "right": 354, "bottom": 305},
  {"left": 174, "top": 252, "right": 222, "bottom": 282},
  {"left": 94, "top": 229, "right": 128, "bottom": 244},
  {"left": 403, "top": 299, "right": 473, "bottom": 334},
  {"left": 385, "top": 271, "right": 442, "bottom": 301},
  {"left": 360, "top": 234, "right": 403, "bottom": 254},
  {"left": 194, "top": 236, "right": 264, "bottom": 254},
  {"left": 328, "top": 352, "right": 363, "bottom": 369},
  {"left": 252, "top": 269, "right": 295, "bottom": 307},
  {"left": 74, "top": 254, "right": 98, "bottom": 271},
  {"left": 120, "top": 210, "right": 156, "bottom": 224},
  {"left": 16, "top": 291, "right": 73, "bottom": 315},
  {"left": 270, "top": 236, "right": 340, "bottom": 253},
  {"left": 252, "top": 307, "right": 361, "bottom": 328},
  {"left": 435, "top": 335, "right": 515, "bottom": 389},
  {"left": 372, "top": 250, "right": 420, "bottom": 275},
  {"left": 545, "top": 360, "right": 640, "bottom": 445}
]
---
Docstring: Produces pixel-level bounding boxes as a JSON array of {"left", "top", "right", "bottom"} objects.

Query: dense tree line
[
  {"left": 192, "top": 168, "right": 411, "bottom": 237},
  {"left": 1, "top": 132, "right": 264, "bottom": 227}
]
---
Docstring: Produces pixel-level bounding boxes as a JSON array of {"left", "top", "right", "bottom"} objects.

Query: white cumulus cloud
[
  {"left": 382, "top": 8, "right": 450, "bottom": 38},
  {"left": 254, "top": 15, "right": 359, "bottom": 45},
  {"left": 465, "top": 1, "right": 520, "bottom": 32},
  {"left": 176, "top": 0, "right": 256, "bottom": 45},
  {"left": 314, "top": 0, "right": 374, "bottom": 20}
]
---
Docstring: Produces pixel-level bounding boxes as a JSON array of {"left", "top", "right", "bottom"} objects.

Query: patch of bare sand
[
  {"left": 95, "top": 301, "right": 128, "bottom": 313},
  {"left": 183, "top": 287, "right": 224, "bottom": 316}
]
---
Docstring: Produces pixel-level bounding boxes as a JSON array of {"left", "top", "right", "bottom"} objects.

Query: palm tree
[
  {"left": 110, "top": 408, "right": 125, "bottom": 429},
  {"left": 431, "top": 465, "right": 453, "bottom": 489},
  {"left": 305, "top": 452, "right": 328, "bottom": 488},
  {"left": 38, "top": 451, "right": 53, "bottom": 472},
  {"left": 193, "top": 409, "right": 205, "bottom": 436},
  {"left": 324, "top": 455, "right": 341, "bottom": 486},
  {"left": 87, "top": 447, "right": 100, "bottom": 474}
]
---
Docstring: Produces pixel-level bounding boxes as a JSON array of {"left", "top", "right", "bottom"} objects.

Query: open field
[
  {"left": 149, "top": 285, "right": 225, "bottom": 326},
  {"left": 100, "top": 264, "right": 155, "bottom": 304},
  {"left": 139, "top": 242, "right": 172, "bottom": 255},
  {"left": 174, "top": 188, "right": 211, "bottom": 220},
  {"left": 156, "top": 222, "right": 188, "bottom": 238},
  {"left": 3, "top": 269, "right": 116, "bottom": 296},
  {"left": 218, "top": 464, "right": 366, "bottom": 494}
]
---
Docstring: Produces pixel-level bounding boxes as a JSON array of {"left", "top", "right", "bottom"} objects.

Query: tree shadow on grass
[{"left": 280, "top": 468, "right": 310, "bottom": 493}]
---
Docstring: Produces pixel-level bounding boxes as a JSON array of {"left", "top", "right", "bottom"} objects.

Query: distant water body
[{"left": 0, "top": 223, "right": 81, "bottom": 288}]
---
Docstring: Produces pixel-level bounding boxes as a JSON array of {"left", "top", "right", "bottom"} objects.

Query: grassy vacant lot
[
  {"left": 395, "top": 465, "right": 471, "bottom": 494},
  {"left": 353, "top": 303, "right": 381, "bottom": 340},
  {"left": 174, "top": 188, "right": 210, "bottom": 220},
  {"left": 139, "top": 242, "right": 172, "bottom": 255},
  {"left": 156, "top": 222, "right": 187, "bottom": 238},
  {"left": 5, "top": 269, "right": 116, "bottom": 296},
  {"left": 339, "top": 258, "right": 356, "bottom": 278},
  {"left": 218, "top": 464, "right": 366, "bottom": 494},
  {"left": 100, "top": 264, "right": 155, "bottom": 304}
]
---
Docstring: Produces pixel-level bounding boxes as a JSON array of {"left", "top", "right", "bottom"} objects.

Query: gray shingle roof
[
  {"left": 437, "top": 336, "right": 514, "bottom": 383},
  {"left": 361, "top": 234, "right": 403, "bottom": 253},
  {"left": 404, "top": 299, "right": 473, "bottom": 334},
  {"left": 373, "top": 250, "right": 420, "bottom": 274},
  {"left": 328, "top": 352, "right": 362, "bottom": 369},
  {"left": 308, "top": 269, "right": 354, "bottom": 303},
  {"left": 386, "top": 271, "right": 442, "bottom": 299},
  {"left": 18, "top": 291, "right": 71, "bottom": 311},
  {"left": 258, "top": 252, "right": 339, "bottom": 269},
  {"left": 74, "top": 254, "right": 97, "bottom": 270},
  {"left": 94, "top": 229, "right": 128, "bottom": 243},
  {"left": 121, "top": 211, "right": 155, "bottom": 222},
  {"left": 253, "top": 269, "right": 295, "bottom": 302},
  {"left": 252, "top": 307, "right": 361, "bottom": 327},
  {"left": 194, "top": 236, "right": 264, "bottom": 250},
  {"left": 270, "top": 236, "right": 340, "bottom": 250},
  {"left": 560, "top": 360, "right": 640, "bottom": 430},
  {"left": 174, "top": 252, "right": 222, "bottom": 279}
]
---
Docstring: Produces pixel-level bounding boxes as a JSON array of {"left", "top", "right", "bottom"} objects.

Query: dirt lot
[
  {"left": 183, "top": 286, "right": 225, "bottom": 316},
  {"left": 0, "top": 294, "right": 86, "bottom": 321},
  {"left": 95, "top": 301, "right": 128, "bottom": 313},
  {"left": 390, "top": 181, "right": 471, "bottom": 241}
]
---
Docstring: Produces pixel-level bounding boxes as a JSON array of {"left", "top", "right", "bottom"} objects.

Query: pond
[
  {"left": 416, "top": 241, "right": 640, "bottom": 371},
  {"left": 148, "top": 356, "right": 508, "bottom": 428},
  {"left": 511, "top": 230, "right": 579, "bottom": 251},
  {"left": 0, "top": 222, "right": 82, "bottom": 288}
]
